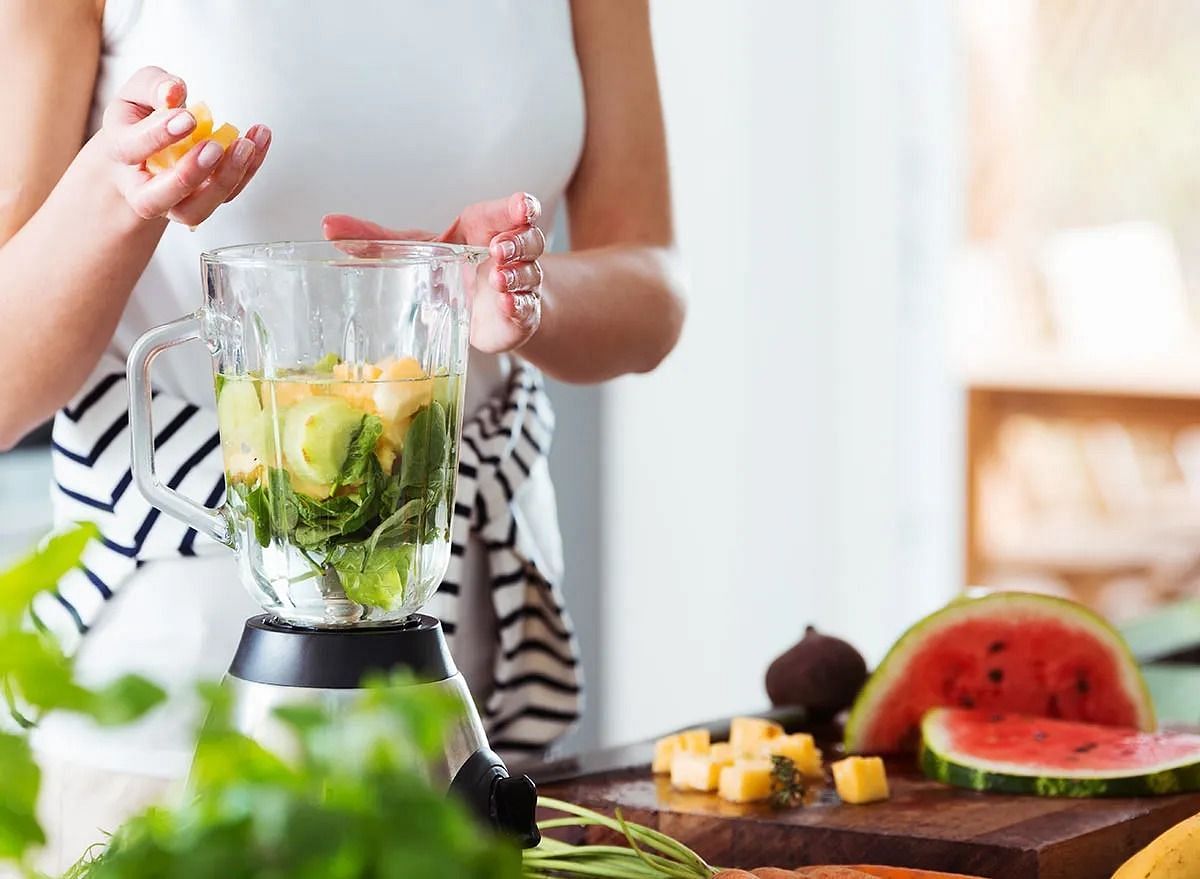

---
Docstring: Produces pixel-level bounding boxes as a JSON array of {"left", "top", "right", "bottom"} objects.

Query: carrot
[{"left": 848, "top": 868, "right": 987, "bottom": 879}]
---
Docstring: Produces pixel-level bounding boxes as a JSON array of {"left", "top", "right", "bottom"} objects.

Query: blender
[{"left": 126, "top": 240, "right": 539, "bottom": 845}]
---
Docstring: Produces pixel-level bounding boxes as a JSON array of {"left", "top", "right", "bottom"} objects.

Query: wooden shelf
[{"left": 963, "top": 352, "right": 1200, "bottom": 400}]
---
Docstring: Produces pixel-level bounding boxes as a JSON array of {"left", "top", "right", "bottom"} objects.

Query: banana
[{"left": 1112, "top": 810, "right": 1200, "bottom": 878}]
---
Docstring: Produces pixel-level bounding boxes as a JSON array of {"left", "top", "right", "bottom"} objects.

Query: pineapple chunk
[
  {"left": 210, "top": 122, "right": 239, "bottom": 150},
  {"left": 709, "top": 742, "right": 735, "bottom": 763},
  {"left": 831, "top": 756, "right": 890, "bottom": 805},
  {"left": 670, "top": 749, "right": 734, "bottom": 792},
  {"left": 190, "top": 102, "right": 214, "bottom": 139},
  {"left": 678, "top": 728, "right": 711, "bottom": 753},
  {"left": 651, "top": 728, "right": 711, "bottom": 774},
  {"left": 759, "top": 733, "right": 823, "bottom": 778},
  {"left": 718, "top": 759, "right": 774, "bottom": 803},
  {"left": 729, "top": 717, "right": 784, "bottom": 755}
]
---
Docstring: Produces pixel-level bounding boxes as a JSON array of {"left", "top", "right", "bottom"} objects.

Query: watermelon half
[
  {"left": 921, "top": 708, "right": 1200, "bottom": 796},
  {"left": 844, "top": 592, "right": 1154, "bottom": 754}
]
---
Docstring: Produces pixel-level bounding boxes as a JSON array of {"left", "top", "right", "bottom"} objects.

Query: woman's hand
[
  {"left": 96, "top": 66, "right": 271, "bottom": 225},
  {"left": 323, "top": 191, "right": 545, "bottom": 353}
]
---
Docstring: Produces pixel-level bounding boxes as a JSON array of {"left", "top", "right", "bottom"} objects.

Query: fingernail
[
  {"left": 232, "top": 139, "right": 254, "bottom": 165},
  {"left": 197, "top": 140, "right": 223, "bottom": 168},
  {"left": 166, "top": 111, "right": 195, "bottom": 136},
  {"left": 157, "top": 79, "right": 179, "bottom": 106},
  {"left": 523, "top": 194, "right": 541, "bottom": 223},
  {"left": 252, "top": 127, "right": 271, "bottom": 149},
  {"left": 502, "top": 268, "right": 518, "bottom": 290},
  {"left": 498, "top": 239, "right": 517, "bottom": 261}
]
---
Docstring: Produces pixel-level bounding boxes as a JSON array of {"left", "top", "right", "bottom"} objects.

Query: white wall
[{"left": 592, "top": 0, "right": 965, "bottom": 747}]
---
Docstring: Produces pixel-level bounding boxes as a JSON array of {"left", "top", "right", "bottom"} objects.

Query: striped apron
[{"left": 45, "top": 358, "right": 583, "bottom": 757}]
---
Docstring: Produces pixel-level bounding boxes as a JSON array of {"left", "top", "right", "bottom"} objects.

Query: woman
[{"left": 0, "top": 0, "right": 683, "bottom": 867}]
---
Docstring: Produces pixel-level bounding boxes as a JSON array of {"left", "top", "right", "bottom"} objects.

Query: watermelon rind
[
  {"left": 844, "top": 592, "right": 1156, "bottom": 754},
  {"left": 920, "top": 708, "right": 1200, "bottom": 797}
]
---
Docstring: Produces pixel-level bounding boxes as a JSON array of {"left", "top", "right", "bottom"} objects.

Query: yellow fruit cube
[
  {"left": 759, "top": 733, "right": 824, "bottom": 778},
  {"left": 717, "top": 759, "right": 774, "bottom": 803},
  {"left": 190, "top": 102, "right": 214, "bottom": 139},
  {"left": 678, "top": 728, "right": 711, "bottom": 753},
  {"left": 729, "top": 717, "right": 784, "bottom": 755},
  {"left": 651, "top": 728, "right": 711, "bottom": 774},
  {"left": 709, "top": 742, "right": 735, "bottom": 763},
  {"left": 831, "top": 756, "right": 890, "bottom": 805},
  {"left": 210, "top": 122, "right": 239, "bottom": 150},
  {"left": 670, "top": 750, "right": 733, "bottom": 792},
  {"left": 145, "top": 102, "right": 238, "bottom": 174}
]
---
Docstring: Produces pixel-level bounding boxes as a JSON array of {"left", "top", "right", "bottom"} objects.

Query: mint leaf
[{"left": 336, "top": 414, "right": 383, "bottom": 489}]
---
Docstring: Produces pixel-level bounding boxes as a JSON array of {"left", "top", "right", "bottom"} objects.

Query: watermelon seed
[
  {"left": 1033, "top": 730, "right": 1047, "bottom": 742},
  {"left": 959, "top": 695, "right": 976, "bottom": 709},
  {"left": 1076, "top": 676, "right": 1090, "bottom": 694},
  {"left": 988, "top": 668, "right": 1004, "bottom": 683},
  {"left": 987, "top": 641, "right": 1006, "bottom": 654},
  {"left": 1074, "top": 742, "right": 1098, "bottom": 754}
]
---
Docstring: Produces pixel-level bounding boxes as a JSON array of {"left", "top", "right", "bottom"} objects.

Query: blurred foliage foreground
[{"left": 0, "top": 524, "right": 520, "bottom": 879}]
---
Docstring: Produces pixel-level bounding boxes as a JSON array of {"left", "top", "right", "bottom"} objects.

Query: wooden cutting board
[{"left": 535, "top": 741, "right": 1200, "bottom": 879}]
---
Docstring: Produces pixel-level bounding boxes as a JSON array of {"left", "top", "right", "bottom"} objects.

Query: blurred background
[{"left": 5, "top": 0, "right": 1200, "bottom": 752}]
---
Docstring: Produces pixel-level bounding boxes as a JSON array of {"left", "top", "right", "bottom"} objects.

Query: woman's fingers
[
  {"left": 490, "top": 224, "right": 545, "bottom": 264},
  {"left": 168, "top": 138, "right": 257, "bottom": 225},
  {"left": 491, "top": 259, "right": 543, "bottom": 293},
  {"left": 322, "top": 214, "right": 433, "bottom": 241},
  {"left": 103, "top": 67, "right": 186, "bottom": 129},
  {"left": 441, "top": 191, "right": 541, "bottom": 245},
  {"left": 123, "top": 139, "right": 227, "bottom": 219},
  {"left": 224, "top": 126, "right": 272, "bottom": 202},
  {"left": 107, "top": 107, "right": 197, "bottom": 165}
]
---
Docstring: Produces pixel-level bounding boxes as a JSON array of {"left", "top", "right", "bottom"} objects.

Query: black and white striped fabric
[{"left": 47, "top": 357, "right": 583, "bottom": 751}]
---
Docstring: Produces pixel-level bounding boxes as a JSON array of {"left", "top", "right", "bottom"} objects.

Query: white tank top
[
  {"left": 90, "top": 0, "right": 585, "bottom": 415},
  {"left": 36, "top": 0, "right": 587, "bottom": 771}
]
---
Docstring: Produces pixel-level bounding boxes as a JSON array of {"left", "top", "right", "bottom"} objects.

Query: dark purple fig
[{"left": 765, "top": 625, "right": 867, "bottom": 717}]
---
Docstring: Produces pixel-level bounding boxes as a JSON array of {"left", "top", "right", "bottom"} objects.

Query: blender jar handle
[{"left": 127, "top": 311, "right": 235, "bottom": 548}]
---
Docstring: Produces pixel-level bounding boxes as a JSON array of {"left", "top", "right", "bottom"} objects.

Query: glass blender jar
[
  {"left": 125, "top": 241, "right": 542, "bottom": 843},
  {"left": 128, "top": 240, "right": 481, "bottom": 627}
]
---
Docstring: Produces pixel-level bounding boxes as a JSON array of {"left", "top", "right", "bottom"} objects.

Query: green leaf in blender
[
  {"left": 399, "top": 401, "right": 449, "bottom": 495},
  {"left": 329, "top": 543, "right": 414, "bottom": 612},
  {"left": 335, "top": 413, "right": 384, "bottom": 489},
  {"left": 281, "top": 395, "right": 364, "bottom": 488},
  {"left": 312, "top": 352, "right": 341, "bottom": 373}
]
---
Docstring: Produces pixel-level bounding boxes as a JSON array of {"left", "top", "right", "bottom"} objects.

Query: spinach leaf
[
  {"left": 399, "top": 401, "right": 448, "bottom": 495},
  {"left": 328, "top": 543, "right": 413, "bottom": 612},
  {"left": 335, "top": 414, "right": 383, "bottom": 489},
  {"left": 236, "top": 482, "right": 272, "bottom": 548},
  {"left": 267, "top": 468, "right": 300, "bottom": 534}
]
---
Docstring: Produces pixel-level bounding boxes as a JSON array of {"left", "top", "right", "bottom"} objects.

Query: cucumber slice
[
  {"left": 281, "top": 395, "right": 363, "bottom": 488},
  {"left": 216, "top": 379, "right": 267, "bottom": 476}
]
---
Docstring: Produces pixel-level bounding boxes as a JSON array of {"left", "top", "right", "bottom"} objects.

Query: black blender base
[{"left": 449, "top": 747, "right": 541, "bottom": 849}]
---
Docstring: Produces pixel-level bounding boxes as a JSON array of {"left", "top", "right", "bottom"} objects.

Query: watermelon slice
[
  {"left": 844, "top": 592, "right": 1154, "bottom": 754},
  {"left": 921, "top": 708, "right": 1200, "bottom": 796}
]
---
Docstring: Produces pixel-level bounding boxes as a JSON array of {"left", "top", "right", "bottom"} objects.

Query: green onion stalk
[{"left": 524, "top": 797, "right": 718, "bottom": 879}]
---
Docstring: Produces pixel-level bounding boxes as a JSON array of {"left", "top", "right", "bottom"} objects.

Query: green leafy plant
[{"left": 0, "top": 524, "right": 164, "bottom": 869}]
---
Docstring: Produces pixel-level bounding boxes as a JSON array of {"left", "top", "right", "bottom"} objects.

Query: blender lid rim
[{"left": 202, "top": 239, "right": 489, "bottom": 268}]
